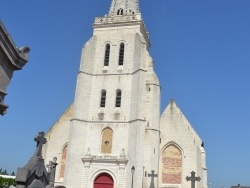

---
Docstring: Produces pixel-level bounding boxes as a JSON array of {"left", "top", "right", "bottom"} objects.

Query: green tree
[
  {"left": 0, "top": 170, "right": 8, "bottom": 175},
  {"left": 0, "top": 177, "right": 16, "bottom": 188}
]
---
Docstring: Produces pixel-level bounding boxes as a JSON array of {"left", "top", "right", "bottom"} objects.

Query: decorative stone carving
[
  {"left": 46, "top": 157, "right": 58, "bottom": 188},
  {"left": 85, "top": 147, "right": 91, "bottom": 157},
  {"left": 16, "top": 132, "right": 58, "bottom": 188},
  {"left": 119, "top": 148, "right": 126, "bottom": 158}
]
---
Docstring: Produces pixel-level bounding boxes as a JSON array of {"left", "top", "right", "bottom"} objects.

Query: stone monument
[
  {"left": 186, "top": 171, "right": 201, "bottom": 188},
  {"left": 16, "top": 132, "right": 58, "bottom": 188},
  {"left": 148, "top": 170, "right": 158, "bottom": 188}
]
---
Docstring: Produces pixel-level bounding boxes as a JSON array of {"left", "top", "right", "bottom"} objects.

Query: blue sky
[{"left": 0, "top": 1, "right": 250, "bottom": 187}]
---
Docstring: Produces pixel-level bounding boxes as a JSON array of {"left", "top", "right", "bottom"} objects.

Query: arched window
[
  {"left": 115, "top": 90, "right": 122, "bottom": 107},
  {"left": 101, "top": 127, "right": 113, "bottom": 154},
  {"left": 118, "top": 43, "right": 125, "bottom": 66},
  {"left": 104, "top": 44, "right": 110, "bottom": 66},
  {"left": 100, "top": 90, "right": 106, "bottom": 107},
  {"left": 60, "top": 144, "right": 68, "bottom": 178},
  {"left": 117, "top": 8, "right": 123, "bottom": 15},
  {"left": 162, "top": 144, "right": 182, "bottom": 184}
]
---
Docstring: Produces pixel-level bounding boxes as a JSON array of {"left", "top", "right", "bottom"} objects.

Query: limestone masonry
[{"left": 43, "top": 0, "right": 208, "bottom": 187}]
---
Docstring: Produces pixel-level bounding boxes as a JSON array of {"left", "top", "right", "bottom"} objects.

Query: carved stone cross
[
  {"left": 186, "top": 171, "right": 201, "bottom": 188},
  {"left": 148, "top": 170, "right": 158, "bottom": 188},
  {"left": 34, "top": 131, "right": 47, "bottom": 157}
]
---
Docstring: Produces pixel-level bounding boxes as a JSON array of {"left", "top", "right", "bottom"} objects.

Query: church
[{"left": 43, "top": 0, "right": 208, "bottom": 188}]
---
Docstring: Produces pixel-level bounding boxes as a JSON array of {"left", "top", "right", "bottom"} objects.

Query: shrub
[{"left": 0, "top": 177, "right": 16, "bottom": 188}]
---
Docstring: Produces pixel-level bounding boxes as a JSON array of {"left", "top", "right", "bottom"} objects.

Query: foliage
[
  {"left": 0, "top": 169, "right": 15, "bottom": 176},
  {"left": 0, "top": 176, "right": 16, "bottom": 188},
  {"left": 0, "top": 169, "right": 8, "bottom": 175},
  {"left": 0, "top": 170, "right": 7, "bottom": 175}
]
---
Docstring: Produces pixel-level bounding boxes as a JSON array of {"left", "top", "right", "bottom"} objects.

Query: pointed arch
[
  {"left": 101, "top": 127, "right": 113, "bottom": 154},
  {"left": 100, "top": 90, "right": 107, "bottom": 107},
  {"left": 115, "top": 89, "right": 122, "bottom": 107},
  {"left": 161, "top": 143, "right": 182, "bottom": 184},
  {"left": 118, "top": 42, "right": 125, "bottom": 66},
  {"left": 104, "top": 43, "right": 111, "bottom": 66},
  {"left": 117, "top": 8, "right": 123, "bottom": 15},
  {"left": 59, "top": 143, "right": 68, "bottom": 178}
]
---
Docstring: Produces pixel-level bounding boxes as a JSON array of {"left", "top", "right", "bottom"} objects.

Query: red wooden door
[{"left": 94, "top": 173, "right": 114, "bottom": 188}]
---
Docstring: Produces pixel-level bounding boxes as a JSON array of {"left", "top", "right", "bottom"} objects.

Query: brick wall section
[
  {"left": 60, "top": 144, "right": 68, "bottom": 178},
  {"left": 162, "top": 145, "right": 182, "bottom": 184}
]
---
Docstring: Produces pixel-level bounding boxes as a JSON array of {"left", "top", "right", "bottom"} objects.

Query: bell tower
[
  {"left": 64, "top": 0, "right": 160, "bottom": 187},
  {"left": 109, "top": 0, "right": 140, "bottom": 16}
]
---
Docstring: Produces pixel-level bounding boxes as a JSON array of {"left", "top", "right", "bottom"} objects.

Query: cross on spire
[
  {"left": 186, "top": 171, "right": 201, "bottom": 188},
  {"left": 148, "top": 170, "right": 158, "bottom": 188},
  {"left": 34, "top": 131, "right": 47, "bottom": 157}
]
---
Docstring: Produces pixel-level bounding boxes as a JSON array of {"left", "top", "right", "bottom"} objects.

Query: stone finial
[
  {"left": 119, "top": 148, "right": 126, "bottom": 158},
  {"left": 85, "top": 147, "right": 91, "bottom": 157},
  {"left": 18, "top": 46, "right": 30, "bottom": 60}
]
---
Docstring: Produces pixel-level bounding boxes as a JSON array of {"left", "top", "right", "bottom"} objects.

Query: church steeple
[{"left": 109, "top": 0, "right": 140, "bottom": 16}]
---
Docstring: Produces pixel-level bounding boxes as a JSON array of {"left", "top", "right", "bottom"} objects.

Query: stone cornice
[
  {"left": 145, "top": 128, "right": 161, "bottom": 133},
  {"left": 70, "top": 117, "right": 146, "bottom": 124},
  {"left": 82, "top": 155, "right": 129, "bottom": 164},
  {"left": 93, "top": 14, "right": 150, "bottom": 47},
  {"left": 78, "top": 68, "right": 147, "bottom": 76},
  {"left": 0, "top": 20, "right": 30, "bottom": 70}
]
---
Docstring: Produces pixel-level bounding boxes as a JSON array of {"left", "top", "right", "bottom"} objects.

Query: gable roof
[
  {"left": 160, "top": 99, "right": 202, "bottom": 143},
  {"left": 46, "top": 103, "right": 74, "bottom": 135}
]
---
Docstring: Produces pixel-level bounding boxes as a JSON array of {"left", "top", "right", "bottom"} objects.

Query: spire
[{"left": 109, "top": 0, "right": 140, "bottom": 16}]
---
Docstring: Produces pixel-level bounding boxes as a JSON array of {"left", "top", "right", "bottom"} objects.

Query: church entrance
[{"left": 94, "top": 173, "right": 114, "bottom": 188}]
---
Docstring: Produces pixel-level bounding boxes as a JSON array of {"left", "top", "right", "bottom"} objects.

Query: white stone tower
[{"left": 63, "top": 0, "right": 160, "bottom": 187}]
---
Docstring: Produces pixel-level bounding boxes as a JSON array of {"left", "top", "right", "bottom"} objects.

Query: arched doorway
[{"left": 94, "top": 173, "right": 114, "bottom": 188}]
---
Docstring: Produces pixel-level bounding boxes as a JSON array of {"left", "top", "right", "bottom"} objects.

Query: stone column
[
  {"left": 82, "top": 161, "right": 91, "bottom": 188},
  {"left": 118, "top": 163, "right": 126, "bottom": 188}
]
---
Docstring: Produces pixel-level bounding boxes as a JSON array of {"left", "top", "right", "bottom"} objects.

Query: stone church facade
[{"left": 43, "top": 0, "right": 208, "bottom": 188}]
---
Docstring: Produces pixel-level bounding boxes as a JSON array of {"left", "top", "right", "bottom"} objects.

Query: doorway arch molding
[{"left": 90, "top": 169, "right": 117, "bottom": 188}]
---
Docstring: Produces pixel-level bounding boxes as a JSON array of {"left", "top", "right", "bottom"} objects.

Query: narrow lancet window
[
  {"left": 115, "top": 90, "right": 122, "bottom": 107},
  {"left": 118, "top": 43, "right": 125, "bottom": 66},
  {"left": 104, "top": 44, "right": 110, "bottom": 66},
  {"left": 101, "top": 127, "right": 113, "bottom": 154},
  {"left": 100, "top": 90, "right": 106, "bottom": 107},
  {"left": 117, "top": 8, "right": 123, "bottom": 15},
  {"left": 60, "top": 144, "right": 68, "bottom": 178}
]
